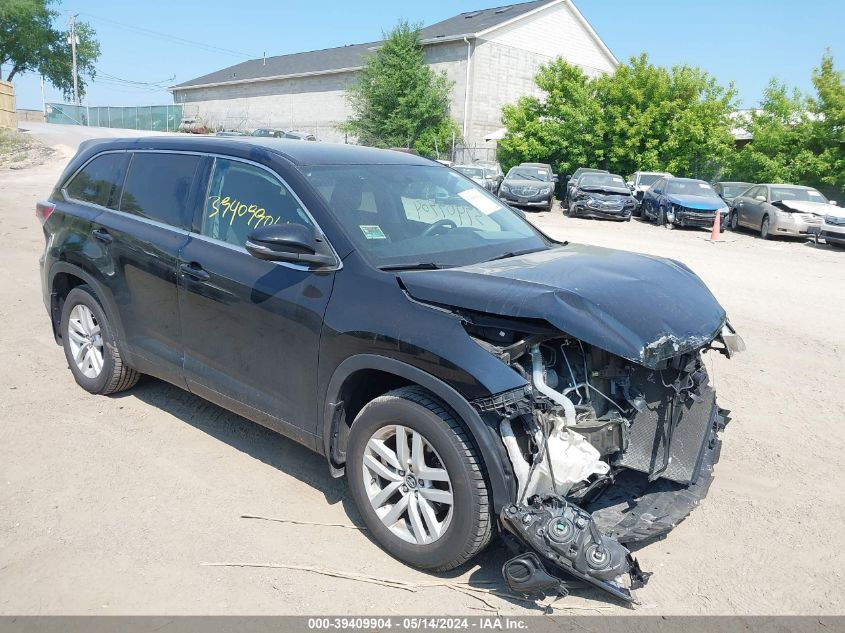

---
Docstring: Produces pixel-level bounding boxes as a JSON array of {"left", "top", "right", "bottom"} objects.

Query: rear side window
[
  {"left": 201, "top": 158, "right": 313, "bottom": 247},
  {"left": 120, "top": 153, "right": 202, "bottom": 229},
  {"left": 65, "top": 152, "right": 129, "bottom": 209}
]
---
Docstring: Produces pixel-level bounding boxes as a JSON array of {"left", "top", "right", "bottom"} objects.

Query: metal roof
[{"left": 172, "top": 0, "right": 555, "bottom": 90}]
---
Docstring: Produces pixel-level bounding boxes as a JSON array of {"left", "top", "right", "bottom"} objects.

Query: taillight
[{"left": 36, "top": 201, "right": 55, "bottom": 224}]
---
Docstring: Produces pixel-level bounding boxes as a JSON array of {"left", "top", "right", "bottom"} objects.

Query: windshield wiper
[
  {"left": 485, "top": 248, "right": 545, "bottom": 262},
  {"left": 378, "top": 262, "right": 442, "bottom": 271}
]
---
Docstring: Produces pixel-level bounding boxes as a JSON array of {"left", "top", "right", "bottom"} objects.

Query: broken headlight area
[{"left": 470, "top": 321, "right": 736, "bottom": 603}]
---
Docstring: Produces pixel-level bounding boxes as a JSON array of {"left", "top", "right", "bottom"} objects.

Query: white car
[
  {"left": 627, "top": 171, "right": 673, "bottom": 213},
  {"left": 821, "top": 204, "right": 845, "bottom": 247}
]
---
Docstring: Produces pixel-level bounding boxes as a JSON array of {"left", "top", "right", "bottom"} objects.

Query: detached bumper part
[{"left": 500, "top": 499, "right": 650, "bottom": 603}]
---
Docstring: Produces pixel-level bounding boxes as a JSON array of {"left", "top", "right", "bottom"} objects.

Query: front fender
[{"left": 322, "top": 354, "right": 517, "bottom": 513}]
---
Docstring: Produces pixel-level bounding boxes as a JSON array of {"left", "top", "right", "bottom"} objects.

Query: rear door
[
  {"left": 177, "top": 157, "right": 336, "bottom": 446},
  {"left": 90, "top": 150, "right": 206, "bottom": 384},
  {"left": 739, "top": 186, "right": 765, "bottom": 228}
]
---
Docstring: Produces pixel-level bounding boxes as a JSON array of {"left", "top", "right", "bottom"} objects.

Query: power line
[{"left": 75, "top": 11, "right": 259, "bottom": 59}]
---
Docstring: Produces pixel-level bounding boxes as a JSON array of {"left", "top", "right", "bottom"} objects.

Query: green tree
[
  {"left": 808, "top": 51, "right": 845, "bottom": 198},
  {"left": 0, "top": 0, "right": 99, "bottom": 100},
  {"left": 498, "top": 54, "right": 737, "bottom": 180},
  {"left": 340, "top": 21, "right": 460, "bottom": 157}
]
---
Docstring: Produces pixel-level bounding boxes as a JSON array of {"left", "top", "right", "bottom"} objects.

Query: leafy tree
[
  {"left": 808, "top": 52, "right": 845, "bottom": 198},
  {"left": 0, "top": 0, "right": 99, "bottom": 100},
  {"left": 340, "top": 21, "right": 460, "bottom": 157},
  {"left": 498, "top": 54, "right": 737, "bottom": 180},
  {"left": 726, "top": 80, "right": 823, "bottom": 185}
]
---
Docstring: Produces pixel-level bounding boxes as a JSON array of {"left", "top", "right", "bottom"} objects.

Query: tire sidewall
[
  {"left": 761, "top": 216, "right": 770, "bottom": 239},
  {"left": 347, "top": 397, "right": 482, "bottom": 569},
  {"left": 60, "top": 286, "right": 116, "bottom": 394}
]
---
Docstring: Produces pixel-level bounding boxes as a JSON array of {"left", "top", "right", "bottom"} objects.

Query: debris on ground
[{"left": 0, "top": 128, "right": 55, "bottom": 170}]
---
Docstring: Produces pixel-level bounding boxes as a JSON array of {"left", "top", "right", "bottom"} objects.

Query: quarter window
[
  {"left": 201, "top": 159, "right": 313, "bottom": 247},
  {"left": 65, "top": 152, "right": 129, "bottom": 209},
  {"left": 120, "top": 153, "right": 201, "bottom": 229}
]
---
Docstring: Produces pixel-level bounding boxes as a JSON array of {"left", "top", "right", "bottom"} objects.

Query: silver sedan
[{"left": 730, "top": 184, "right": 833, "bottom": 239}]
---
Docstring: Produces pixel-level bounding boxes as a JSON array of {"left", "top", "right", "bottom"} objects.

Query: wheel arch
[
  {"left": 322, "top": 354, "right": 516, "bottom": 513},
  {"left": 48, "top": 262, "right": 126, "bottom": 349}
]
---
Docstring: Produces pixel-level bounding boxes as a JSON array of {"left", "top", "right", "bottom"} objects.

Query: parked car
[
  {"left": 567, "top": 172, "right": 637, "bottom": 221},
  {"left": 252, "top": 128, "right": 285, "bottom": 138},
  {"left": 454, "top": 164, "right": 499, "bottom": 193},
  {"left": 283, "top": 130, "right": 317, "bottom": 141},
  {"left": 821, "top": 205, "right": 845, "bottom": 247},
  {"left": 626, "top": 171, "right": 673, "bottom": 213},
  {"left": 473, "top": 160, "right": 504, "bottom": 193},
  {"left": 563, "top": 168, "right": 608, "bottom": 208},
  {"left": 37, "top": 137, "right": 743, "bottom": 602},
  {"left": 730, "top": 184, "right": 833, "bottom": 239},
  {"left": 712, "top": 181, "right": 753, "bottom": 207},
  {"left": 641, "top": 177, "right": 729, "bottom": 230},
  {"left": 498, "top": 164, "right": 555, "bottom": 211},
  {"left": 215, "top": 131, "right": 247, "bottom": 137}
]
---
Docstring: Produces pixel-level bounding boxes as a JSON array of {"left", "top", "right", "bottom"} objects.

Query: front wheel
[
  {"left": 760, "top": 215, "right": 770, "bottom": 240},
  {"left": 729, "top": 210, "right": 739, "bottom": 231},
  {"left": 346, "top": 387, "right": 492, "bottom": 571},
  {"left": 657, "top": 206, "right": 666, "bottom": 226}
]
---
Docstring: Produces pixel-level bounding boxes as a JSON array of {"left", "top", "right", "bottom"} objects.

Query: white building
[{"left": 170, "top": 0, "right": 617, "bottom": 149}]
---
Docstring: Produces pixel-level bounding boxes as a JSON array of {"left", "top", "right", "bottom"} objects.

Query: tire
[
  {"left": 346, "top": 386, "right": 492, "bottom": 571},
  {"left": 760, "top": 215, "right": 770, "bottom": 240},
  {"left": 729, "top": 211, "right": 739, "bottom": 231},
  {"left": 60, "top": 285, "right": 140, "bottom": 395},
  {"left": 657, "top": 206, "right": 666, "bottom": 226}
]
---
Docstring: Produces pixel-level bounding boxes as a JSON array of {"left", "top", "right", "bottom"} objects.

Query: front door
[{"left": 177, "top": 157, "right": 335, "bottom": 447}]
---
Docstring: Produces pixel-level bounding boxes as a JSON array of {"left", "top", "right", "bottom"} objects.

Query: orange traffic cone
[{"left": 710, "top": 211, "right": 721, "bottom": 241}]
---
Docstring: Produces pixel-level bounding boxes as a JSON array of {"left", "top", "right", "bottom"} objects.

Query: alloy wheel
[
  {"left": 761, "top": 217, "right": 770, "bottom": 239},
  {"left": 67, "top": 304, "right": 104, "bottom": 378},
  {"left": 362, "top": 424, "right": 453, "bottom": 545}
]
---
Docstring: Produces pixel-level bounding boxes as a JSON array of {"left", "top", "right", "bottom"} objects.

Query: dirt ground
[{"left": 1, "top": 124, "right": 843, "bottom": 616}]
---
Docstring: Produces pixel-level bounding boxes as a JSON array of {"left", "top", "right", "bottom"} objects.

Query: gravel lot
[{"left": 1, "top": 125, "right": 843, "bottom": 615}]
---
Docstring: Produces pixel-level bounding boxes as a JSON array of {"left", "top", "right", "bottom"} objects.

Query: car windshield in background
[
  {"left": 508, "top": 167, "right": 551, "bottom": 181},
  {"left": 456, "top": 166, "right": 485, "bottom": 179},
  {"left": 302, "top": 164, "right": 549, "bottom": 269},
  {"left": 667, "top": 180, "right": 720, "bottom": 197},
  {"left": 639, "top": 174, "right": 661, "bottom": 186},
  {"left": 722, "top": 184, "right": 751, "bottom": 197},
  {"left": 771, "top": 187, "right": 828, "bottom": 203},
  {"left": 579, "top": 173, "right": 626, "bottom": 188}
]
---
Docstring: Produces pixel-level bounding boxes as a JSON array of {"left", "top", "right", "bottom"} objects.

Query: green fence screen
[{"left": 45, "top": 103, "right": 183, "bottom": 132}]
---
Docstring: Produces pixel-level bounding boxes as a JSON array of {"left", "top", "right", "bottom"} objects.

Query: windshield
[
  {"left": 507, "top": 166, "right": 551, "bottom": 182},
  {"left": 770, "top": 187, "right": 828, "bottom": 203},
  {"left": 455, "top": 166, "right": 485, "bottom": 179},
  {"left": 666, "top": 180, "right": 720, "bottom": 197},
  {"left": 638, "top": 174, "right": 661, "bottom": 186},
  {"left": 579, "top": 173, "right": 626, "bottom": 188},
  {"left": 722, "top": 184, "right": 752, "bottom": 197},
  {"left": 302, "top": 164, "right": 549, "bottom": 268}
]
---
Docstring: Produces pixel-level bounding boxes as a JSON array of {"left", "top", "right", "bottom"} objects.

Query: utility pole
[{"left": 69, "top": 14, "right": 79, "bottom": 106}]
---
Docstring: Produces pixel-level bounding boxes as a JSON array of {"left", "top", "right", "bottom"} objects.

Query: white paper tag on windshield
[
  {"left": 699, "top": 183, "right": 710, "bottom": 189},
  {"left": 458, "top": 188, "right": 501, "bottom": 214}
]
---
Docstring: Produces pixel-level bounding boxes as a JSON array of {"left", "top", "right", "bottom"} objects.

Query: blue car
[{"left": 641, "top": 177, "right": 729, "bottom": 230}]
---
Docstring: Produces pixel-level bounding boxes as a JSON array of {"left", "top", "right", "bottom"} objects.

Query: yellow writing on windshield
[{"left": 207, "top": 195, "right": 281, "bottom": 227}]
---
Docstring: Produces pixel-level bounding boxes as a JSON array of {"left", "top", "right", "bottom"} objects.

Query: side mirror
[
  {"left": 626, "top": 181, "right": 634, "bottom": 188},
  {"left": 245, "top": 223, "right": 335, "bottom": 267},
  {"left": 552, "top": 175, "right": 559, "bottom": 183},
  {"left": 755, "top": 195, "right": 767, "bottom": 202},
  {"left": 829, "top": 200, "right": 838, "bottom": 205}
]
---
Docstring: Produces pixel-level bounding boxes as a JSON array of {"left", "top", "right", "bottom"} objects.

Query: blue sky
[{"left": 6, "top": 0, "right": 844, "bottom": 110}]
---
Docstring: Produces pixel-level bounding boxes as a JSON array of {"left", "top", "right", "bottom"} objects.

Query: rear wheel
[
  {"left": 346, "top": 386, "right": 492, "bottom": 571},
  {"left": 760, "top": 215, "right": 770, "bottom": 240},
  {"left": 60, "top": 285, "right": 140, "bottom": 395}
]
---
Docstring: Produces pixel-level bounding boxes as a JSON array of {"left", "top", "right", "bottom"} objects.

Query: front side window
[
  {"left": 201, "top": 159, "right": 313, "bottom": 247},
  {"left": 120, "top": 153, "right": 201, "bottom": 229},
  {"left": 302, "top": 164, "right": 549, "bottom": 269},
  {"left": 65, "top": 152, "right": 129, "bottom": 209}
]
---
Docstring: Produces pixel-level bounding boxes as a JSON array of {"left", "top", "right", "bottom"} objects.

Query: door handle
[
  {"left": 179, "top": 262, "right": 210, "bottom": 282},
  {"left": 92, "top": 228, "right": 113, "bottom": 244}
]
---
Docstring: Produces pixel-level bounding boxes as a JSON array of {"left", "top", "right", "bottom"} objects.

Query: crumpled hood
[
  {"left": 399, "top": 245, "right": 727, "bottom": 368},
  {"left": 774, "top": 200, "right": 831, "bottom": 215},
  {"left": 578, "top": 186, "right": 632, "bottom": 197},
  {"left": 504, "top": 178, "right": 552, "bottom": 188},
  {"left": 666, "top": 194, "right": 725, "bottom": 210}
]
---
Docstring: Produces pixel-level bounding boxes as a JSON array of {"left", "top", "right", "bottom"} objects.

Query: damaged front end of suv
[{"left": 398, "top": 245, "right": 745, "bottom": 603}]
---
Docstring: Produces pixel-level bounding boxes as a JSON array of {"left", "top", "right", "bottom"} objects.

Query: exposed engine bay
[{"left": 467, "top": 317, "right": 744, "bottom": 603}]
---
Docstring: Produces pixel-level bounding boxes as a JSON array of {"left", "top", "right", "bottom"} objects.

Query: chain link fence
[{"left": 45, "top": 103, "right": 183, "bottom": 132}]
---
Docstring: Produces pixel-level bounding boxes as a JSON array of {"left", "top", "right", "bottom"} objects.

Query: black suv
[{"left": 39, "top": 137, "right": 743, "bottom": 601}]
